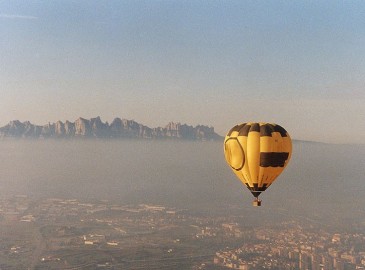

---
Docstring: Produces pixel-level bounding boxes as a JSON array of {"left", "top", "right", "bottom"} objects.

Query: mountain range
[{"left": 0, "top": 117, "right": 223, "bottom": 141}]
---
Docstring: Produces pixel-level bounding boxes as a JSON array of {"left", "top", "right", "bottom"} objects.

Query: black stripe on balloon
[
  {"left": 227, "top": 123, "right": 246, "bottom": 136},
  {"left": 246, "top": 183, "right": 268, "bottom": 192},
  {"left": 245, "top": 183, "right": 269, "bottom": 197},
  {"left": 273, "top": 125, "right": 288, "bottom": 137},
  {"left": 254, "top": 183, "right": 268, "bottom": 191},
  {"left": 250, "top": 191, "right": 261, "bottom": 198},
  {"left": 260, "top": 124, "right": 274, "bottom": 137},
  {"left": 260, "top": 152, "right": 289, "bottom": 167},
  {"left": 249, "top": 123, "right": 260, "bottom": 132},
  {"left": 238, "top": 124, "right": 250, "bottom": 136}
]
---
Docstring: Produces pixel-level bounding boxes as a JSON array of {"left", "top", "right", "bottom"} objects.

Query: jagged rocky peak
[
  {"left": 90, "top": 116, "right": 109, "bottom": 137},
  {"left": 165, "top": 122, "right": 181, "bottom": 138},
  {"left": 110, "top": 118, "right": 123, "bottom": 136},
  {"left": 64, "top": 120, "right": 75, "bottom": 136},
  {"left": 0, "top": 117, "right": 223, "bottom": 141},
  {"left": 166, "top": 122, "right": 181, "bottom": 130},
  {"left": 41, "top": 122, "right": 55, "bottom": 137},
  {"left": 5, "top": 120, "right": 25, "bottom": 136},
  {"left": 111, "top": 117, "right": 122, "bottom": 125},
  {"left": 90, "top": 116, "right": 102, "bottom": 126},
  {"left": 55, "top": 121, "right": 65, "bottom": 136},
  {"left": 74, "top": 117, "right": 91, "bottom": 136},
  {"left": 9, "top": 120, "right": 22, "bottom": 127}
]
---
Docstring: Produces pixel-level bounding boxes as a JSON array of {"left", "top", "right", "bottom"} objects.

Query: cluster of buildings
[
  {"left": 214, "top": 222, "right": 365, "bottom": 270},
  {"left": 2, "top": 196, "right": 365, "bottom": 270}
]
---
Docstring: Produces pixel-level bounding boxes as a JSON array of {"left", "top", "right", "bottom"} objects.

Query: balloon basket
[{"left": 253, "top": 198, "right": 262, "bottom": 207}]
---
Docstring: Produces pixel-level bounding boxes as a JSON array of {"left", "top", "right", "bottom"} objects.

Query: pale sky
[{"left": 1, "top": 1, "right": 364, "bottom": 144}]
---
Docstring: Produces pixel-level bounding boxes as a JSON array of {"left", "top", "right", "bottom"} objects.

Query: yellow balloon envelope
[{"left": 224, "top": 122, "right": 292, "bottom": 206}]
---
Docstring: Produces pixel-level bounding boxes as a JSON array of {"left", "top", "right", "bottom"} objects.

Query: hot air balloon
[{"left": 223, "top": 123, "right": 292, "bottom": 206}]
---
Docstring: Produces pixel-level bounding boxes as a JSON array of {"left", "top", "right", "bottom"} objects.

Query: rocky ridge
[{"left": 0, "top": 117, "right": 223, "bottom": 141}]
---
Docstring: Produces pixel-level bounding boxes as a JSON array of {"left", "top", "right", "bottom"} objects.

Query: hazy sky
[{"left": 1, "top": 1, "right": 364, "bottom": 144}]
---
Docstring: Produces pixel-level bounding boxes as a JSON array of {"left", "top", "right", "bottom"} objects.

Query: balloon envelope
[{"left": 224, "top": 122, "right": 292, "bottom": 200}]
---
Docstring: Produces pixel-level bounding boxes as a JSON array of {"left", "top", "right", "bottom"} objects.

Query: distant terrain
[{"left": 0, "top": 117, "right": 223, "bottom": 141}]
